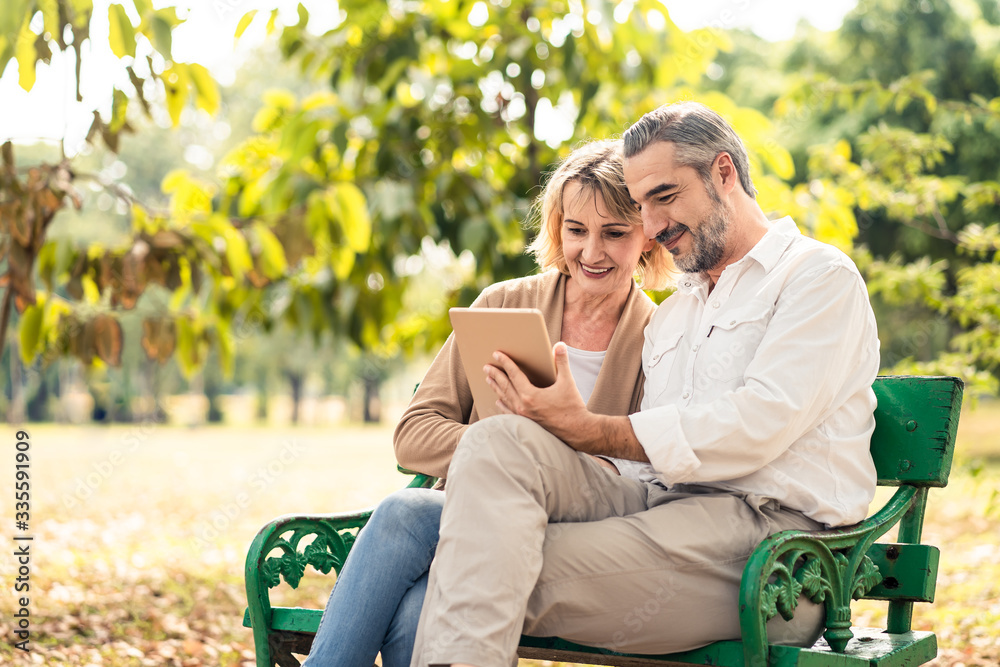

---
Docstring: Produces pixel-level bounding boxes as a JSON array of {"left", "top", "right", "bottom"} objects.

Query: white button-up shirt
[{"left": 628, "top": 217, "right": 880, "bottom": 527}]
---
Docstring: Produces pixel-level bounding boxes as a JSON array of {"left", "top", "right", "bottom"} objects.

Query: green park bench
[{"left": 243, "top": 375, "right": 963, "bottom": 667}]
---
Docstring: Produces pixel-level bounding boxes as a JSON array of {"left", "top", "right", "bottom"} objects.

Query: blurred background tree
[{"left": 3, "top": 0, "right": 999, "bottom": 425}]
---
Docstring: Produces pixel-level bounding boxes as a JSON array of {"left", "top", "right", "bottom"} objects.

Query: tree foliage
[
  {"left": 213, "top": 0, "right": 851, "bottom": 366},
  {"left": 0, "top": 0, "right": 236, "bottom": 376},
  {"left": 765, "top": 0, "right": 1000, "bottom": 392},
  {"left": 7, "top": 0, "right": 999, "bottom": 424}
]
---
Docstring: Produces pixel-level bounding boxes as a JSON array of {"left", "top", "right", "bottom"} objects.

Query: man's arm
[
  {"left": 489, "top": 260, "right": 879, "bottom": 486},
  {"left": 628, "top": 261, "right": 879, "bottom": 484},
  {"left": 485, "top": 343, "right": 650, "bottom": 463}
]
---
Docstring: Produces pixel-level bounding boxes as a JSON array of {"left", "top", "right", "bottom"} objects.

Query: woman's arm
[{"left": 392, "top": 331, "right": 476, "bottom": 479}]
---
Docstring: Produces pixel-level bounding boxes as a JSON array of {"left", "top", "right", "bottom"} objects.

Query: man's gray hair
[{"left": 622, "top": 101, "right": 757, "bottom": 199}]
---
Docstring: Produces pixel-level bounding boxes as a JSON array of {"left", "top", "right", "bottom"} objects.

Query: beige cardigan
[{"left": 393, "top": 270, "right": 656, "bottom": 479}]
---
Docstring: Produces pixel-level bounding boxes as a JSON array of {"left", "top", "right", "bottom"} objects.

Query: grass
[{"left": 1, "top": 398, "right": 999, "bottom": 665}]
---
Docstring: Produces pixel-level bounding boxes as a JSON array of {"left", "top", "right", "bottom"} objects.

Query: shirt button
[
  {"left": 691, "top": 344, "right": 700, "bottom": 352},
  {"left": 712, "top": 302, "right": 720, "bottom": 308},
  {"left": 682, "top": 391, "right": 690, "bottom": 399},
  {"left": 730, "top": 320, "right": 736, "bottom": 325},
  {"left": 651, "top": 353, "right": 661, "bottom": 362}
]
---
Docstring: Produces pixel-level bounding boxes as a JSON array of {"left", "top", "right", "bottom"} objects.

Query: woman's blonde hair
[{"left": 526, "top": 139, "right": 673, "bottom": 290}]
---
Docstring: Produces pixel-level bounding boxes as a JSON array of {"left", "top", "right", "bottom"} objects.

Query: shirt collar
[
  {"left": 672, "top": 217, "right": 800, "bottom": 298},
  {"left": 744, "top": 216, "right": 800, "bottom": 274}
]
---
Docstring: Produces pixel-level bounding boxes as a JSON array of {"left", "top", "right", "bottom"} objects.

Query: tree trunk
[
  {"left": 287, "top": 371, "right": 303, "bottom": 425},
  {"left": 7, "top": 339, "right": 24, "bottom": 425},
  {"left": 255, "top": 367, "right": 269, "bottom": 422},
  {"left": 25, "top": 365, "right": 49, "bottom": 422},
  {"left": 204, "top": 363, "right": 225, "bottom": 423},
  {"left": 362, "top": 375, "right": 381, "bottom": 423}
]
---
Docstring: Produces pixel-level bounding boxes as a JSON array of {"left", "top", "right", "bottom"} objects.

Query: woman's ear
[{"left": 642, "top": 237, "right": 656, "bottom": 253}]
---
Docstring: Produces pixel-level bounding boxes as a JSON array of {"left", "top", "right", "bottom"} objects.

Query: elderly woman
[{"left": 303, "top": 139, "right": 672, "bottom": 667}]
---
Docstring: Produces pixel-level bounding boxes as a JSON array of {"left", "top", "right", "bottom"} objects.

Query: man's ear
[{"left": 714, "top": 152, "right": 739, "bottom": 196}]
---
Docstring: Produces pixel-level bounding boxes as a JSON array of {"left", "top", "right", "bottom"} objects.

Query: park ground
[{"left": 1, "top": 399, "right": 999, "bottom": 666}]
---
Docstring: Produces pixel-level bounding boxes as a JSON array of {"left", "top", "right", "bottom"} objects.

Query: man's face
[{"left": 624, "top": 141, "right": 732, "bottom": 274}]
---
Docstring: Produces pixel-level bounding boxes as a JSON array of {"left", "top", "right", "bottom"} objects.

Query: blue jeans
[{"left": 303, "top": 488, "right": 444, "bottom": 667}]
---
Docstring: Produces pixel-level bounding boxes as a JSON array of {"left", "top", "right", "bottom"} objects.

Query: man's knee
[{"left": 449, "top": 414, "right": 553, "bottom": 477}]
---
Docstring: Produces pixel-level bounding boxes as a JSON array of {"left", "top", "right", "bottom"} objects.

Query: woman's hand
[{"left": 484, "top": 342, "right": 590, "bottom": 442}]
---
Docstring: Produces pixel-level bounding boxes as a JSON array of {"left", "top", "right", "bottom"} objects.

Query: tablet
[{"left": 448, "top": 307, "right": 557, "bottom": 418}]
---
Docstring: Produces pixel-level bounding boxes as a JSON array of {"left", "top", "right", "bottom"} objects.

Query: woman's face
[{"left": 560, "top": 181, "right": 654, "bottom": 300}]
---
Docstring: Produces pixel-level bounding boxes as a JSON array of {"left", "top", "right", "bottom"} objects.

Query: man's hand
[
  {"left": 484, "top": 341, "right": 651, "bottom": 463},
  {"left": 484, "top": 342, "right": 589, "bottom": 443}
]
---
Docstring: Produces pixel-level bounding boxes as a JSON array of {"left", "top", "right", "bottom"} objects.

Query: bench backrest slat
[
  {"left": 871, "top": 376, "right": 963, "bottom": 487},
  {"left": 860, "top": 543, "right": 940, "bottom": 602}
]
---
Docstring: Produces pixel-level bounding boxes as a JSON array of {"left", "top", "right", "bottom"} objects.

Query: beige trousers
[{"left": 410, "top": 415, "right": 826, "bottom": 667}]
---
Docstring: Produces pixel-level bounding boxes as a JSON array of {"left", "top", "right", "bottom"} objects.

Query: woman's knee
[{"left": 364, "top": 488, "right": 444, "bottom": 545}]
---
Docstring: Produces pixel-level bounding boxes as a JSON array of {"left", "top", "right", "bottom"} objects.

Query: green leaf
[
  {"left": 175, "top": 316, "right": 199, "bottom": 377},
  {"left": 187, "top": 63, "right": 219, "bottom": 115},
  {"left": 0, "top": 36, "right": 12, "bottom": 80},
  {"left": 162, "top": 63, "right": 189, "bottom": 126},
  {"left": 108, "top": 3, "right": 136, "bottom": 58},
  {"left": 0, "top": 0, "right": 31, "bottom": 39},
  {"left": 148, "top": 11, "right": 174, "bottom": 59},
  {"left": 81, "top": 275, "right": 101, "bottom": 304},
  {"left": 334, "top": 182, "right": 371, "bottom": 253},
  {"left": 253, "top": 222, "right": 289, "bottom": 279},
  {"left": 132, "top": 0, "right": 152, "bottom": 20},
  {"left": 19, "top": 301, "right": 45, "bottom": 365},
  {"left": 331, "top": 245, "right": 355, "bottom": 280},
  {"left": 65, "top": 0, "right": 92, "bottom": 28},
  {"left": 14, "top": 12, "right": 36, "bottom": 91},
  {"left": 109, "top": 88, "right": 129, "bottom": 132},
  {"left": 222, "top": 224, "right": 253, "bottom": 281},
  {"left": 235, "top": 10, "right": 257, "bottom": 38},
  {"left": 42, "top": 297, "right": 71, "bottom": 348},
  {"left": 215, "top": 325, "right": 234, "bottom": 377},
  {"left": 37, "top": 0, "right": 60, "bottom": 38}
]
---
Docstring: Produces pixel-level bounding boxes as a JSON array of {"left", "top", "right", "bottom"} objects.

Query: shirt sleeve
[
  {"left": 594, "top": 456, "right": 660, "bottom": 482},
  {"left": 629, "top": 261, "right": 879, "bottom": 484}
]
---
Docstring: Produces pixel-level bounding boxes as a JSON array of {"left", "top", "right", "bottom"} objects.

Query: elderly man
[{"left": 409, "top": 102, "right": 880, "bottom": 667}]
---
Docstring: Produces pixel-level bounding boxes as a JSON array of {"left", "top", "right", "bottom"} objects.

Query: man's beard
[{"left": 657, "top": 200, "right": 731, "bottom": 274}]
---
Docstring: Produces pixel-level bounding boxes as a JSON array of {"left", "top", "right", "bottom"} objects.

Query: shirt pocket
[
  {"left": 644, "top": 331, "right": 684, "bottom": 403},
  {"left": 697, "top": 302, "right": 772, "bottom": 388}
]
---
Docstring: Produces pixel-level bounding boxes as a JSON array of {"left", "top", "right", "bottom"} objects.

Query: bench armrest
[
  {"left": 738, "top": 485, "right": 923, "bottom": 664},
  {"left": 243, "top": 472, "right": 437, "bottom": 666}
]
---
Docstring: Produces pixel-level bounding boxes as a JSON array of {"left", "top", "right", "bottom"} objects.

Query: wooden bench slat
[
  {"left": 243, "top": 606, "right": 937, "bottom": 667},
  {"left": 517, "top": 628, "right": 937, "bottom": 667},
  {"left": 243, "top": 608, "right": 324, "bottom": 633},
  {"left": 862, "top": 544, "right": 939, "bottom": 602}
]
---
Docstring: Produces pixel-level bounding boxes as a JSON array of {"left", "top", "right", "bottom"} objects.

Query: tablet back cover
[{"left": 448, "top": 308, "right": 556, "bottom": 418}]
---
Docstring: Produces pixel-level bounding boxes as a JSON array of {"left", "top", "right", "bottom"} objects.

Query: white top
[
  {"left": 628, "top": 217, "right": 880, "bottom": 527},
  {"left": 567, "top": 345, "right": 606, "bottom": 406}
]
